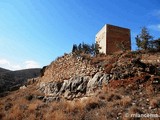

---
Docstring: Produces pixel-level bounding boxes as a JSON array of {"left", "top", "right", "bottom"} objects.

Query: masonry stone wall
[
  {"left": 40, "top": 53, "right": 100, "bottom": 83},
  {"left": 96, "top": 24, "right": 131, "bottom": 54},
  {"left": 95, "top": 25, "right": 107, "bottom": 54},
  {"left": 106, "top": 24, "right": 131, "bottom": 53}
]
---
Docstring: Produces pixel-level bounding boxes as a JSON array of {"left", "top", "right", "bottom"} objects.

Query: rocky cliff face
[
  {"left": 38, "top": 52, "right": 160, "bottom": 101},
  {"left": 39, "top": 72, "right": 111, "bottom": 101}
]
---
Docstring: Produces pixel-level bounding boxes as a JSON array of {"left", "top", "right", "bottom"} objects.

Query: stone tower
[{"left": 95, "top": 24, "right": 131, "bottom": 54}]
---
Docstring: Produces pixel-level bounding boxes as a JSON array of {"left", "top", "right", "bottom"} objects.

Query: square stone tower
[{"left": 95, "top": 24, "right": 131, "bottom": 54}]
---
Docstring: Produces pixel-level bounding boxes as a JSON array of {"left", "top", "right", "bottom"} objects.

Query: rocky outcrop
[{"left": 39, "top": 72, "right": 111, "bottom": 101}]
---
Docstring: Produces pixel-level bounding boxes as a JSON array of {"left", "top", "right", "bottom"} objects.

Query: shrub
[
  {"left": 149, "top": 98, "right": 160, "bottom": 109},
  {"left": 85, "top": 102, "right": 100, "bottom": 111},
  {"left": 25, "top": 94, "right": 34, "bottom": 101},
  {"left": 120, "top": 96, "right": 132, "bottom": 107},
  {"left": 107, "top": 94, "right": 121, "bottom": 102}
]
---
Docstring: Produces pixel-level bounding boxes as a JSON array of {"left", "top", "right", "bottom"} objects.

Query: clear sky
[{"left": 0, "top": 0, "right": 159, "bottom": 70}]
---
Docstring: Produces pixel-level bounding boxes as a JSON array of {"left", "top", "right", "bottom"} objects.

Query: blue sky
[{"left": 0, "top": 0, "right": 159, "bottom": 70}]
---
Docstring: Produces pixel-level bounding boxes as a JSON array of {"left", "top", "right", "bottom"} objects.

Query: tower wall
[{"left": 96, "top": 24, "right": 131, "bottom": 54}]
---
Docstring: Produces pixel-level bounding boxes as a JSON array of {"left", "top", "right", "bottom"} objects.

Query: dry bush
[
  {"left": 107, "top": 93, "right": 121, "bottom": 102},
  {"left": 28, "top": 100, "right": 43, "bottom": 112},
  {"left": 64, "top": 101, "right": 76, "bottom": 113},
  {"left": 149, "top": 97, "right": 160, "bottom": 109},
  {"left": 122, "top": 106, "right": 143, "bottom": 120},
  {"left": 73, "top": 99, "right": 86, "bottom": 111},
  {"left": 85, "top": 101, "right": 100, "bottom": 111},
  {"left": 4, "top": 102, "right": 13, "bottom": 111},
  {"left": 120, "top": 96, "right": 132, "bottom": 107},
  {"left": 82, "top": 96, "right": 98, "bottom": 105},
  {"left": 80, "top": 96, "right": 106, "bottom": 113},
  {"left": 102, "top": 84, "right": 110, "bottom": 93},
  {"left": 82, "top": 108, "right": 107, "bottom": 120},
  {"left": 52, "top": 100, "right": 74, "bottom": 113},
  {"left": 91, "top": 56, "right": 107, "bottom": 65},
  {"left": 80, "top": 53, "right": 92, "bottom": 61},
  {"left": 26, "top": 113, "right": 36, "bottom": 120},
  {"left": 44, "top": 109, "right": 67, "bottom": 120},
  {"left": 28, "top": 103, "right": 37, "bottom": 113},
  {"left": 50, "top": 99, "right": 83, "bottom": 114},
  {"left": 103, "top": 86, "right": 116, "bottom": 94},
  {"left": 99, "top": 93, "right": 106, "bottom": 100},
  {"left": 145, "top": 85, "right": 154, "bottom": 95},
  {"left": 104, "top": 86, "right": 123, "bottom": 99},
  {"left": 0, "top": 113, "right": 5, "bottom": 120},
  {"left": 48, "top": 99, "right": 87, "bottom": 120},
  {"left": 11, "top": 94, "right": 29, "bottom": 105},
  {"left": 6, "top": 104, "right": 23, "bottom": 120}
]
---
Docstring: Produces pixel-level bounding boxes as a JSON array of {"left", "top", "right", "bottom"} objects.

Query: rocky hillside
[
  {"left": 38, "top": 51, "right": 160, "bottom": 100},
  {"left": 0, "top": 67, "right": 10, "bottom": 74},
  {"left": 0, "top": 68, "right": 41, "bottom": 93},
  {"left": 0, "top": 51, "right": 160, "bottom": 120}
]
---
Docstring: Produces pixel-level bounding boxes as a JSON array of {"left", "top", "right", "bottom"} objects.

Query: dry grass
[
  {"left": 44, "top": 110, "right": 67, "bottom": 120},
  {"left": 149, "top": 97, "right": 160, "bottom": 109},
  {"left": 122, "top": 106, "right": 143, "bottom": 120},
  {"left": 0, "top": 71, "right": 160, "bottom": 120},
  {"left": 6, "top": 104, "right": 23, "bottom": 120},
  {"left": 28, "top": 101, "right": 39, "bottom": 112},
  {"left": 120, "top": 96, "right": 132, "bottom": 107},
  {"left": 0, "top": 84, "right": 159, "bottom": 120},
  {"left": 145, "top": 85, "right": 154, "bottom": 95},
  {"left": 129, "top": 106, "right": 143, "bottom": 114},
  {"left": 26, "top": 113, "right": 35, "bottom": 120},
  {"left": 106, "top": 91, "right": 122, "bottom": 102}
]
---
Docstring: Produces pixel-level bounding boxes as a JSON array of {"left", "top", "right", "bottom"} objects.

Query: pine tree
[
  {"left": 72, "top": 44, "right": 78, "bottom": 53},
  {"left": 135, "top": 27, "right": 153, "bottom": 50},
  {"left": 135, "top": 35, "right": 141, "bottom": 50}
]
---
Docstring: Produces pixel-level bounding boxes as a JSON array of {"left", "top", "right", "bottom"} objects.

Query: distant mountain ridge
[
  {"left": 0, "top": 67, "right": 11, "bottom": 74},
  {"left": 0, "top": 67, "right": 41, "bottom": 93}
]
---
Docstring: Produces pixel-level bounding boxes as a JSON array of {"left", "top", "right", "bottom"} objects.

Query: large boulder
[
  {"left": 43, "top": 81, "right": 63, "bottom": 97},
  {"left": 60, "top": 76, "right": 90, "bottom": 95},
  {"left": 87, "top": 72, "right": 103, "bottom": 93},
  {"left": 87, "top": 72, "right": 112, "bottom": 93}
]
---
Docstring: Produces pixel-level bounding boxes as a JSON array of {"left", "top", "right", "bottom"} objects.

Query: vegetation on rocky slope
[{"left": 0, "top": 51, "right": 160, "bottom": 120}]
